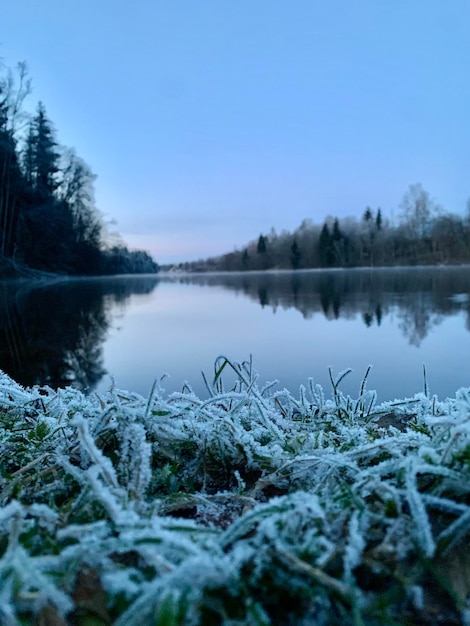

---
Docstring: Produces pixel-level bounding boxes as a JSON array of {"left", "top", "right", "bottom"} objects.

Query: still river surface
[{"left": 1, "top": 266, "right": 470, "bottom": 402}]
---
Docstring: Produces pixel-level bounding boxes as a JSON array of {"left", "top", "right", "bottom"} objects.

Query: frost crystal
[{"left": 0, "top": 358, "right": 469, "bottom": 624}]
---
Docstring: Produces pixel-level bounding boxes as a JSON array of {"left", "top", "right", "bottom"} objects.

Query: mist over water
[{"left": 0, "top": 267, "right": 469, "bottom": 401}]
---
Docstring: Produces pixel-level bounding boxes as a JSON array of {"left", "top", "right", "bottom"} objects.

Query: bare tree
[
  {"left": 399, "top": 183, "right": 440, "bottom": 240},
  {"left": 0, "top": 62, "right": 31, "bottom": 257}
]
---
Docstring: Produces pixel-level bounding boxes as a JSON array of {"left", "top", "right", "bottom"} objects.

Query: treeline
[
  {"left": 182, "top": 184, "right": 470, "bottom": 272},
  {"left": 0, "top": 61, "right": 158, "bottom": 276}
]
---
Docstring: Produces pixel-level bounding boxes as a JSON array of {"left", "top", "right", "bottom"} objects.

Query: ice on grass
[{"left": 1, "top": 358, "right": 470, "bottom": 624}]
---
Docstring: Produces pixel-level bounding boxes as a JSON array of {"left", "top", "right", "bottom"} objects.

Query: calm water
[{"left": 1, "top": 267, "right": 470, "bottom": 402}]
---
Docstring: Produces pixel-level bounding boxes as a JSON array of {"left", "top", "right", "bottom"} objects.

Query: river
[{"left": 1, "top": 266, "right": 469, "bottom": 402}]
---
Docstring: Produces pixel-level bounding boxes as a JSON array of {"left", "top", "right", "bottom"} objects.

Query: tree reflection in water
[
  {"left": 0, "top": 276, "right": 159, "bottom": 390},
  {"left": 171, "top": 267, "right": 470, "bottom": 347},
  {"left": 1, "top": 268, "right": 470, "bottom": 393}
]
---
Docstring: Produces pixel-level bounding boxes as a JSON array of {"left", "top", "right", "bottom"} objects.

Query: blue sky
[{"left": 2, "top": 1, "right": 469, "bottom": 263}]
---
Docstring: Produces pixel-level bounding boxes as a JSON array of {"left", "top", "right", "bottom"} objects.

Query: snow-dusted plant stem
[{"left": 0, "top": 357, "right": 469, "bottom": 624}]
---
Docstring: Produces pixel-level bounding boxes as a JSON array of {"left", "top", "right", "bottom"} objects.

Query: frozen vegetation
[{"left": 0, "top": 357, "right": 470, "bottom": 624}]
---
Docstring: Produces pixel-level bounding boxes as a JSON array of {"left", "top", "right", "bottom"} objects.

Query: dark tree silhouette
[
  {"left": 290, "top": 238, "right": 301, "bottom": 269},
  {"left": 318, "top": 223, "right": 335, "bottom": 267},
  {"left": 0, "top": 60, "right": 159, "bottom": 277}
]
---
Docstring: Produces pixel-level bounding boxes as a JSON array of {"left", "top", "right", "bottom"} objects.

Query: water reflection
[
  {"left": 169, "top": 267, "right": 470, "bottom": 347},
  {"left": 0, "top": 276, "right": 159, "bottom": 390},
  {"left": 0, "top": 268, "right": 469, "bottom": 395}
]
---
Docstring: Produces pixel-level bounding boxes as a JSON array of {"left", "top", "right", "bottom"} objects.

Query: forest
[
  {"left": 181, "top": 184, "right": 470, "bottom": 273},
  {"left": 0, "top": 61, "right": 158, "bottom": 277}
]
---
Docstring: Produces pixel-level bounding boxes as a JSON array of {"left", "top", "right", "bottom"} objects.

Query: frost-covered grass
[{"left": 1, "top": 356, "right": 470, "bottom": 625}]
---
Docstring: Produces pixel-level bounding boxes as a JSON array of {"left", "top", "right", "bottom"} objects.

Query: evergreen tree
[
  {"left": 290, "top": 238, "right": 301, "bottom": 269},
  {"left": 242, "top": 248, "right": 249, "bottom": 270},
  {"left": 256, "top": 234, "right": 271, "bottom": 269},
  {"left": 0, "top": 59, "right": 157, "bottom": 276},
  {"left": 376, "top": 208, "right": 383, "bottom": 231},
  {"left": 22, "top": 125, "right": 35, "bottom": 188},
  {"left": 257, "top": 234, "right": 267, "bottom": 254},
  {"left": 26, "top": 102, "right": 61, "bottom": 200},
  {"left": 19, "top": 105, "right": 74, "bottom": 271},
  {"left": 318, "top": 223, "right": 335, "bottom": 267},
  {"left": 332, "top": 218, "right": 342, "bottom": 241},
  {"left": 363, "top": 207, "right": 373, "bottom": 223}
]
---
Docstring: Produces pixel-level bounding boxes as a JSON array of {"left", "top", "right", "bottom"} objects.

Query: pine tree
[
  {"left": 376, "top": 208, "right": 383, "bottom": 231},
  {"left": 318, "top": 223, "right": 335, "bottom": 267},
  {"left": 257, "top": 234, "right": 267, "bottom": 254},
  {"left": 256, "top": 234, "right": 271, "bottom": 269},
  {"left": 332, "top": 218, "right": 342, "bottom": 241},
  {"left": 242, "top": 249, "right": 250, "bottom": 270},
  {"left": 290, "top": 238, "right": 301, "bottom": 269},
  {"left": 18, "top": 104, "right": 73, "bottom": 270},
  {"left": 22, "top": 125, "right": 35, "bottom": 188},
  {"left": 363, "top": 207, "right": 373, "bottom": 223},
  {"left": 27, "top": 102, "right": 60, "bottom": 200}
]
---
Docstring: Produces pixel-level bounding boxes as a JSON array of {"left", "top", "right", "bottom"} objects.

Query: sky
[{"left": 2, "top": 1, "right": 470, "bottom": 264}]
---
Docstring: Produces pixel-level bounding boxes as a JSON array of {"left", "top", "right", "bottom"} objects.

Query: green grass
[{"left": 0, "top": 356, "right": 469, "bottom": 624}]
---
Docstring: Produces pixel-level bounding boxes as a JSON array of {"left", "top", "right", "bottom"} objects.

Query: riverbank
[
  {"left": 0, "top": 258, "right": 62, "bottom": 280},
  {"left": 0, "top": 357, "right": 469, "bottom": 624}
]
